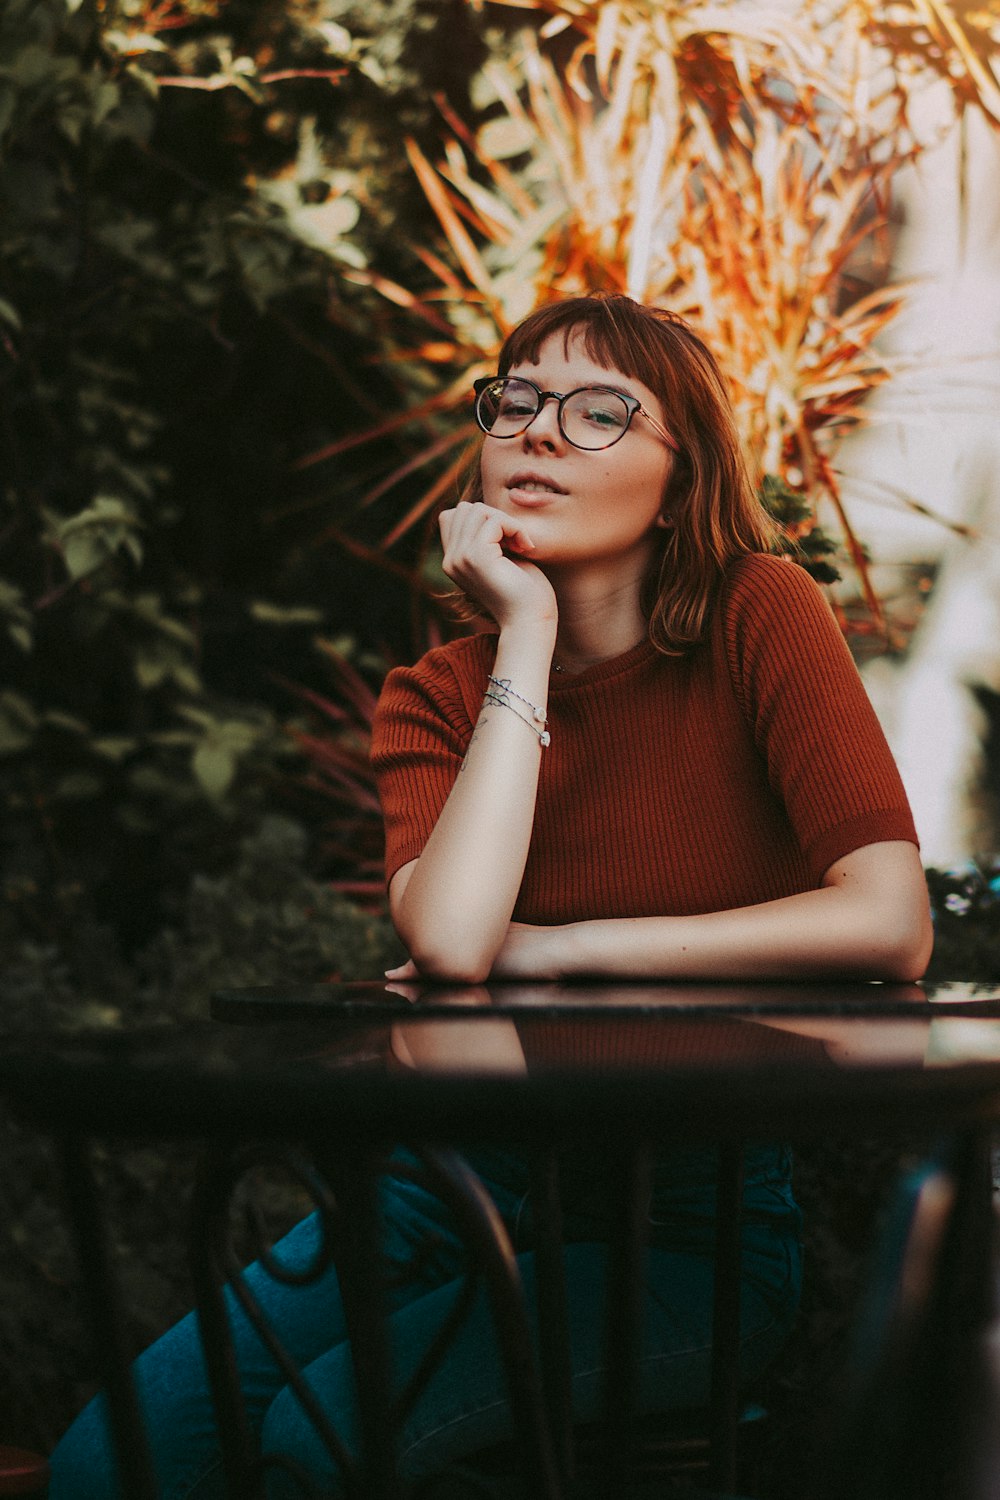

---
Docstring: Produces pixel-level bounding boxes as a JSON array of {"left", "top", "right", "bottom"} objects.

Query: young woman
[
  {"left": 49, "top": 295, "right": 931, "bottom": 1498},
  {"left": 376, "top": 294, "right": 930, "bottom": 990}
]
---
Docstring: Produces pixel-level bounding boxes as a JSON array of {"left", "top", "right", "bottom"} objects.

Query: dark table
[{"left": 4, "top": 978, "right": 1000, "bottom": 1499}]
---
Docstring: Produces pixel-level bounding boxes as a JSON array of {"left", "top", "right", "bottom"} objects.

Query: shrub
[{"left": 924, "top": 860, "right": 1000, "bottom": 982}]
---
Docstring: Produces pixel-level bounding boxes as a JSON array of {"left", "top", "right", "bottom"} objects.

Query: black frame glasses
[{"left": 473, "top": 376, "right": 679, "bottom": 453}]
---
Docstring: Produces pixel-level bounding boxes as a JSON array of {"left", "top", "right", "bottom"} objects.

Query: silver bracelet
[
  {"left": 483, "top": 689, "right": 551, "bottom": 748},
  {"left": 486, "top": 675, "right": 547, "bottom": 725}
]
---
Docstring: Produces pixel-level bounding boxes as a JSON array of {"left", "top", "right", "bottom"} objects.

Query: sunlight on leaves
[{"left": 330, "top": 0, "right": 1000, "bottom": 645}]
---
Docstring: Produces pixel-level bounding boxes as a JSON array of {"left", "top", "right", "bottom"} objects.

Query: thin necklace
[{"left": 553, "top": 633, "right": 647, "bottom": 675}]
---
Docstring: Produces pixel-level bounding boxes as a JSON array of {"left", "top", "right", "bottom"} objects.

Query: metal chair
[{"left": 185, "top": 1140, "right": 759, "bottom": 1500}]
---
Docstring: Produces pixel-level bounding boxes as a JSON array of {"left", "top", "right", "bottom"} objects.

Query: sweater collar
[{"left": 548, "top": 636, "right": 658, "bottom": 691}]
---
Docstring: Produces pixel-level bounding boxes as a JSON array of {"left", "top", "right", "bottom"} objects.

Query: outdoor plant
[
  {"left": 0, "top": 0, "right": 492, "bottom": 953},
  {"left": 924, "top": 858, "right": 1000, "bottom": 981},
  {"left": 294, "top": 0, "right": 1000, "bottom": 651}
]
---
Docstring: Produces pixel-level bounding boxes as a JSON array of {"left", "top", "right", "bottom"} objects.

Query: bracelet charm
[
  {"left": 483, "top": 677, "right": 550, "bottom": 748},
  {"left": 487, "top": 675, "right": 547, "bottom": 724}
]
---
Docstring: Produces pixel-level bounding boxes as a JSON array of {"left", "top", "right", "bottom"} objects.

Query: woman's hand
[{"left": 439, "top": 501, "right": 557, "bottom": 631}]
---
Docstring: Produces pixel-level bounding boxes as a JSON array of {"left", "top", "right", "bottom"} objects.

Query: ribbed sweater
[{"left": 371, "top": 554, "right": 917, "bottom": 920}]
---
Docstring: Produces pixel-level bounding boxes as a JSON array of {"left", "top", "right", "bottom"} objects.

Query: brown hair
[{"left": 460, "top": 294, "right": 779, "bottom": 654}]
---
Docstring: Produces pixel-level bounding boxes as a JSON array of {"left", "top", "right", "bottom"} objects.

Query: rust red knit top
[{"left": 371, "top": 554, "right": 918, "bottom": 920}]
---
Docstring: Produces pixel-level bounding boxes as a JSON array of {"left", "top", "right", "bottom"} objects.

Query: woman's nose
[{"left": 522, "top": 393, "right": 564, "bottom": 449}]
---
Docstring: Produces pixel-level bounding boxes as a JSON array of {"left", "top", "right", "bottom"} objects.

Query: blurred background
[{"left": 1, "top": 0, "right": 999, "bottom": 1458}]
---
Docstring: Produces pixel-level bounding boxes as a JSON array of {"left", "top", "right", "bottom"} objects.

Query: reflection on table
[{"left": 7, "top": 980, "right": 1000, "bottom": 1143}]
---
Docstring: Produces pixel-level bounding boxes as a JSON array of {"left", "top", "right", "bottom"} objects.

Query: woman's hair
[{"left": 460, "top": 294, "right": 779, "bottom": 654}]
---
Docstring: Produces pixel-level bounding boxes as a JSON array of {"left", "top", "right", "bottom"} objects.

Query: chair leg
[
  {"left": 57, "top": 1135, "right": 159, "bottom": 1500},
  {"left": 709, "top": 1142, "right": 745, "bottom": 1494}
]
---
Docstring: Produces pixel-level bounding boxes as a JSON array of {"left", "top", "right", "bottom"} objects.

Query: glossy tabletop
[{"left": 3, "top": 979, "right": 1000, "bottom": 1143}]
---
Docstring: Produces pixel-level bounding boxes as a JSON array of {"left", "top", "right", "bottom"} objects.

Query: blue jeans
[{"left": 49, "top": 1150, "right": 801, "bottom": 1498}]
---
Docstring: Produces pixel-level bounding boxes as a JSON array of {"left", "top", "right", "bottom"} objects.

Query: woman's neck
[{"left": 548, "top": 570, "right": 649, "bottom": 675}]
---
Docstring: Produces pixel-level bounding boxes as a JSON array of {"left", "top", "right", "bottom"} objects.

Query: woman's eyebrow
[{"left": 509, "top": 373, "right": 638, "bottom": 399}]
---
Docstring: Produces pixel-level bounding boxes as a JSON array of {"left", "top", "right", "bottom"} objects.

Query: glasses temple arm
[{"left": 641, "top": 409, "right": 680, "bottom": 453}]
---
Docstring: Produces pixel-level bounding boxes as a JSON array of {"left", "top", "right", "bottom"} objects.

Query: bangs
[{"left": 498, "top": 298, "right": 668, "bottom": 394}]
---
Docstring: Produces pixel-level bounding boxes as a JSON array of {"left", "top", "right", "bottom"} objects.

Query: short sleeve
[
  {"left": 721, "top": 555, "right": 918, "bottom": 880},
  {"left": 370, "top": 645, "right": 483, "bottom": 886}
]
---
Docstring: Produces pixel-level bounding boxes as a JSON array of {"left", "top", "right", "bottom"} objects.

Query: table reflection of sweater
[{"left": 525, "top": 1015, "right": 832, "bottom": 1251}]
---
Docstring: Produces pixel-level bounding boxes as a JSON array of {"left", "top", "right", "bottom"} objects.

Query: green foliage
[
  {"left": 0, "top": 0, "right": 489, "bottom": 945},
  {"left": 138, "top": 815, "right": 402, "bottom": 1011},
  {"left": 760, "top": 474, "right": 842, "bottom": 585},
  {"left": 0, "top": 814, "right": 400, "bottom": 1029},
  {"left": 924, "top": 860, "right": 1000, "bottom": 982},
  {"left": 0, "top": 1, "right": 274, "bottom": 933}
]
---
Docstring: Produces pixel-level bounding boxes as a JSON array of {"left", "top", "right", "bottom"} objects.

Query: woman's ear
[{"left": 660, "top": 448, "right": 692, "bottom": 511}]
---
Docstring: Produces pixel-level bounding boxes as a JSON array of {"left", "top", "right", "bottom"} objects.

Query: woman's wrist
[
  {"left": 553, "top": 919, "right": 652, "bottom": 979},
  {"left": 495, "top": 614, "right": 557, "bottom": 659},
  {"left": 491, "top": 620, "right": 558, "bottom": 713},
  {"left": 529, "top": 921, "right": 587, "bottom": 980},
  {"left": 557, "top": 920, "right": 594, "bottom": 977}
]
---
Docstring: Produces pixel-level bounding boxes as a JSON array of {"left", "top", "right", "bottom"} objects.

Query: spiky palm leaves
[{"left": 302, "top": 0, "right": 997, "bottom": 632}]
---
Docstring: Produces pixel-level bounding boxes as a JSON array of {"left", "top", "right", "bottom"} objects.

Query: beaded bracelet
[{"left": 483, "top": 681, "right": 551, "bottom": 747}]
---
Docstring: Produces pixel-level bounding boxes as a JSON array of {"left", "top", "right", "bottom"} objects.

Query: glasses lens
[
  {"left": 476, "top": 379, "right": 539, "bottom": 436},
  {"left": 561, "top": 389, "right": 631, "bottom": 449}
]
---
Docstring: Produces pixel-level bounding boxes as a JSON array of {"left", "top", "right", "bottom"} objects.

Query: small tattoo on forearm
[{"left": 459, "top": 718, "right": 486, "bottom": 772}]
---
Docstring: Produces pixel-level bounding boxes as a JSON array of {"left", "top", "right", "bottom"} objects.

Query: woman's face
[{"left": 479, "top": 328, "right": 676, "bottom": 569}]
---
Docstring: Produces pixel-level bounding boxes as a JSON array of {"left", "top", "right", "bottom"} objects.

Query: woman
[
  {"left": 49, "top": 295, "right": 931, "bottom": 1497},
  {"left": 377, "top": 295, "right": 930, "bottom": 990}
]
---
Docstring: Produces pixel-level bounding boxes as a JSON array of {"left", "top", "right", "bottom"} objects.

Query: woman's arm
[
  {"left": 485, "top": 841, "right": 934, "bottom": 983},
  {"left": 390, "top": 985, "right": 528, "bottom": 1074},
  {"left": 389, "top": 503, "right": 558, "bottom": 982}
]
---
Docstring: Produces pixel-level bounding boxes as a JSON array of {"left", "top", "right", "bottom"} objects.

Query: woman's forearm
[
  {"left": 563, "top": 894, "right": 927, "bottom": 981},
  {"left": 392, "top": 621, "right": 556, "bottom": 981},
  {"left": 500, "top": 844, "right": 933, "bottom": 983}
]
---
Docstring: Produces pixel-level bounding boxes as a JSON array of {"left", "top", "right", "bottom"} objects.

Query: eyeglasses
[{"left": 473, "top": 376, "right": 679, "bottom": 453}]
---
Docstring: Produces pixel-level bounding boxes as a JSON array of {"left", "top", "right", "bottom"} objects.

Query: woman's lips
[
  {"left": 507, "top": 488, "right": 558, "bottom": 507},
  {"left": 506, "top": 473, "right": 566, "bottom": 506}
]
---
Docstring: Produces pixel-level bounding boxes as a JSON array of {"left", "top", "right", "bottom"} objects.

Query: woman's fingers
[
  {"left": 503, "top": 525, "right": 536, "bottom": 555},
  {"left": 438, "top": 502, "right": 555, "bottom": 627},
  {"left": 383, "top": 980, "right": 421, "bottom": 1002},
  {"left": 439, "top": 501, "right": 532, "bottom": 557},
  {"left": 385, "top": 959, "right": 420, "bottom": 980}
]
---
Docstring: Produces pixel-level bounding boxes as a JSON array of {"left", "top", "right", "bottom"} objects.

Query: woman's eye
[
  {"left": 580, "top": 403, "right": 626, "bottom": 427},
  {"left": 498, "top": 398, "right": 535, "bottom": 418}
]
